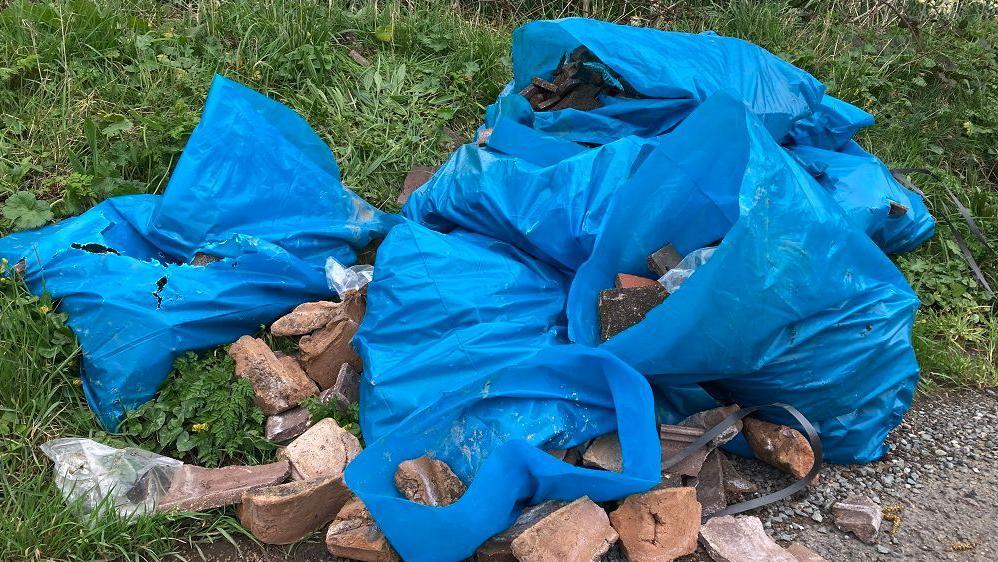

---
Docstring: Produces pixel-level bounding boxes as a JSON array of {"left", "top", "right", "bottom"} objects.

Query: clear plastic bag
[
  {"left": 659, "top": 246, "right": 716, "bottom": 293},
  {"left": 325, "top": 257, "right": 374, "bottom": 298},
  {"left": 40, "top": 438, "right": 183, "bottom": 517}
]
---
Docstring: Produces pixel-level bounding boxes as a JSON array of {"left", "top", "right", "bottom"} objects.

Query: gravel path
[
  {"left": 701, "top": 388, "right": 998, "bottom": 561},
  {"left": 177, "top": 390, "right": 998, "bottom": 562}
]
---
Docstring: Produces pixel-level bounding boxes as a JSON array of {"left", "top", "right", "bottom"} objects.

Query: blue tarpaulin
[
  {"left": 0, "top": 76, "right": 398, "bottom": 428},
  {"left": 2, "top": 17, "right": 937, "bottom": 562}
]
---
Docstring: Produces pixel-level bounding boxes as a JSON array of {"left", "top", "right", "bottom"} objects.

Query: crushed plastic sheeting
[
  {"left": 40, "top": 438, "right": 182, "bottom": 517},
  {"left": 352, "top": 19, "right": 933, "bottom": 561},
  {"left": 325, "top": 257, "right": 374, "bottom": 298},
  {"left": 0, "top": 76, "right": 397, "bottom": 429}
]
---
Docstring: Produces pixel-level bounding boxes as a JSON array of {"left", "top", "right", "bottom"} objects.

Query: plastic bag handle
[{"left": 661, "top": 402, "right": 823, "bottom": 517}]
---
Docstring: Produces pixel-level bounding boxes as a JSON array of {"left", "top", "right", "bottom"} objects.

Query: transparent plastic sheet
[
  {"left": 40, "top": 438, "right": 182, "bottom": 517},
  {"left": 325, "top": 257, "right": 374, "bottom": 298},
  {"left": 659, "top": 246, "right": 716, "bottom": 293}
]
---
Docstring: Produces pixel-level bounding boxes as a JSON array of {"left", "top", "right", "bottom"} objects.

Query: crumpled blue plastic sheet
[
  {"left": 0, "top": 76, "right": 397, "bottom": 429},
  {"left": 349, "top": 18, "right": 934, "bottom": 562}
]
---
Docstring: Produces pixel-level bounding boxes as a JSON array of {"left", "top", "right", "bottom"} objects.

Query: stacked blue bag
[
  {"left": 348, "top": 18, "right": 935, "bottom": 561},
  {"left": 0, "top": 76, "right": 398, "bottom": 429}
]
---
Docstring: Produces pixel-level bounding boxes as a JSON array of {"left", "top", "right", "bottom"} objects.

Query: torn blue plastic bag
[
  {"left": 353, "top": 19, "right": 932, "bottom": 561},
  {"left": 0, "top": 76, "right": 397, "bottom": 429}
]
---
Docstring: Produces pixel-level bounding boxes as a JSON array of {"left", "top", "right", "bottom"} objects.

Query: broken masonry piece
[
  {"left": 518, "top": 46, "right": 627, "bottom": 113},
  {"left": 699, "top": 515, "right": 797, "bottom": 562},
  {"left": 598, "top": 284, "right": 668, "bottom": 341},
  {"left": 327, "top": 362, "right": 361, "bottom": 411},
  {"left": 157, "top": 460, "right": 290, "bottom": 512},
  {"left": 742, "top": 417, "right": 815, "bottom": 479},
  {"left": 695, "top": 450, "right": 727, "bottom": 518},
  {"left": 299, "top": 316, "right": 362, "bottom": 389},
  {"left": 271, "top": 301, "right": 342, "bottom": 337},
  {"left": 831, "top": 495, "right": 882, "bottom": 544},
  {"left": 394, "top": 456, "right": 466, "bottom": 507},
  {"left": 229, "top": 336, "right": 318, "bottom": 415},
  {"left": 265, "top": 373, "right": 361, "bottom": 443},
  {"left": 326, "top": 496, "right": 400, "bottom": 562},
  {"left": 609, "top": 487, "right": 701, "bottom": 562},
  {"left": 785, "top": 542, "right": 829, "bottom": 562},
  {"left": 582, "top": 432, "right": 623, "bottom": 472},
  {"left": 615, "top": 272, "right": 659, "bottom": 289},
  {"left": 510, "top": 496, "right": 619, "bottom": 562},
  {"left": 887, "top": 200, "right": 909, "bottom": 217},
  {"left": 397, "top": 165, "right": 440, "bottom": 206},
  {"left": 660, "top": 424, "right": 710, "bottom": 478},
  {"left": 679, "top": 405, "right": 742, "bottom": 448},
  {"left": 190, "top": 252, "right": 221, "bottom": 266},
  {"left": 476, "top": 501, "right": 568, "bottom": 562},
  {"left": 647, "top": 243, "right": 683, "bottom": 276},
  {"left": 278, "top": 417, "right": 361, "bottom": 481},
  {"left": 238, "top": 475, "right": 352, "bottom": 545}
]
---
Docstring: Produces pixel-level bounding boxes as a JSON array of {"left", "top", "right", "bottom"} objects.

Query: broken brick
[
  {"left": 660, "top": 424, "right": 710, "bottom": 478},
  {"left": 615, "top": 273, "right": 658, "bottom": 289},
  {"left": 397, "top": 165, "right": 439, "bottom": 206},
  {"left": 510, "top": 497, "right": 618, "bottom": 562},
  {"left": 476, "top": 501, "right": 568, "bottom": 562},
  {"left": 279, "top": 417, "right": 361, "bottom": 480},
  {"left": 265, "top": 406, "right": 312, "bottom": 443},
  {"left": 647, "top": 243, "right": 682, "bottom": 277},
  {"left": 325, "top": 496, "right": 399, "bottom": 562},
  {"left": 271, "top": 301, "right": 341, "bottom": 337},
  {"left": 785, "top": 542, "right": 829, "bottom": 562},
  {"left": 238, "top": 475, "right": 352, "bottom": 545},
  {"left": 327, "top": 362, "right": 360, "bottom": 411},
  {"left": 598, "top": 285, "right": 667, "bottom": 341},
  {"left": 582, "top": 432, "right": 622, "bottom": 472},
  {"left": 394, "top": 456, "right": 466, "bottom": 507},
  {"left": 609, "top": 487, "right": 701, "bottom": 562},
  {"left": 157, "top": 461, "right": 290, "bottom": 512},
  {"left": 742, "top": 417, "right": 814, "bottom": 479},
  {"left": 229, "top": 336, "right": 318, "bottom": 415},
  {"left": 831, "top": 495, "right": 882, "bottom": 544},
  {"left": 699, "top": 515, "right": 797, "bottom": 562}
]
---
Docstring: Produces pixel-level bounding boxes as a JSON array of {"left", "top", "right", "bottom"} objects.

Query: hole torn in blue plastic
[
  {"left": 152, "top": 277, "right": 167, "bottom": 309},
  {"left": 71, "top": 243, "right": 120, "bottom": 255}
]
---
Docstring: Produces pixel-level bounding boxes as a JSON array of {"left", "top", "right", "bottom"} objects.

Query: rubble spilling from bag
[{"left": 4, "top": 17, "right": 939, "bottom": 562}]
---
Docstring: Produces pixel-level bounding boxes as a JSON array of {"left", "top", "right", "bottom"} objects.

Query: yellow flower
[
  {"left": 192, "top": 423, "right": 209, "bottom": 433},
  {"left": 39, "top": 305, "right": 50, "bottom": 314},
  {"left": 72, "top": 378, "right": 83, "bottom": 387},
  {"left": 1, "top": 257, "right": 7, "bottom": 264}
]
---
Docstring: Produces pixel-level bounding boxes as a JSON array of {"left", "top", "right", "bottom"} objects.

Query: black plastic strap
[
  {"left": 660, "top": 403, "right": 823, "bottom": 517},
  {"left": 891, "top": 168, "right": 994, "bottom": 294}
]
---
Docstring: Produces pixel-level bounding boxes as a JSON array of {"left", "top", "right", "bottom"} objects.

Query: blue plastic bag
[
  {"left": 0, "top": 76, "right": 397, "bottom": 428},
  {"left": 349, "top": 221, "right": 660, "bottom": 562}
]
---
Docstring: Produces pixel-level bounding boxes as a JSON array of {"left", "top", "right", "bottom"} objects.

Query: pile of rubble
[{"left": 138, "top": 275, "right": 887, "bottom": 561}]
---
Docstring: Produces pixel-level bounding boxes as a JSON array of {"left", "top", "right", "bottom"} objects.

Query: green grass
[{"left": 1, "top": 0, "right": 996, "bottom": 559}]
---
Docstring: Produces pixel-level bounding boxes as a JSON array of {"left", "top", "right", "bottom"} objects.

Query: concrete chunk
[
  {"left": 325, "top": 497, "right": 399, "bottom": 561},
  {"left": 279, "top": 417, "right": 361, "bottom": 480},
  {"left": 157, "top": 461, "right": 290, "bottom": 512},
  {"left": 394, "top": 456, "right": 466, "bottom": 507},
  {"left": 742, "top": 418, "right": 814, "bottom": 479},
  {"left": 510, "top": 497, "right": 618, "bottom": 562},
  {"left": 229, "top": 336, "right": 318, "bottom": 415},
  {"left": 699, "top": 515, "right": 797, "bottom": 562},
  {"left": 696, "top": 450, "right": 727, "bottom": 517},
  {"left": 238, "top": 476, "right": 352, "bottom": 545},
  {"left": 831, "top": 495, "right": 882, "bottom": 544},
  {"left": 680, "top": 405, "right": 742, "bottom": 448},
  {"left": 598, "top": 285, "right": 667, "bottom": 341},
  {"left": 609, "top": 487, "right": 701, "bottom": 562}
]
